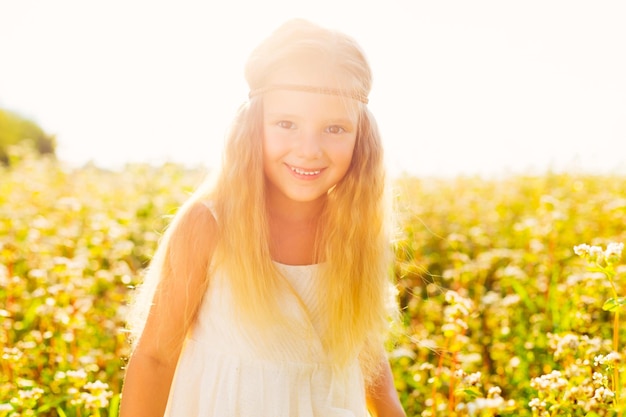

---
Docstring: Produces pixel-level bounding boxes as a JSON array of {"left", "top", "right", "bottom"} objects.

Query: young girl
[{"left": 119, "top": 19, "right": 406, "bottom": 417}]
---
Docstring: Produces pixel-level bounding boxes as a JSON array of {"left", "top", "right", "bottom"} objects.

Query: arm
[
  {"left": 366, "top": 355, "right": 406, "bottom": 417},
  {"left": 119, "top": 201, "right": 218, "bottom": 417}
]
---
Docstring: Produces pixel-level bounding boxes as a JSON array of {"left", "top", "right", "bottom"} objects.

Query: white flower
[
  {"left": 589, "top": 246, "right": 604, "bottom": 262},
  {"left": 574, "top": 244, "right": 591, "bottom": 256},
  {"left": 593, "top": 386, "right": 615, "bottom": 402},
  {"left": 605, "top": 242, "right": 624, "bottom": 264},
  {"left": 606, "top": 242, "right": 624, "bottom": 258}
]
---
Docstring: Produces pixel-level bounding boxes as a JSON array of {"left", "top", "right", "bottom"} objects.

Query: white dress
[{"left": 164, "top": 262, "right": 368, "bottom": 417}]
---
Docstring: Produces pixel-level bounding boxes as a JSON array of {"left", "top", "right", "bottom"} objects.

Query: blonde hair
[{"left": 128, "top": 19, "right": 396, "bottom": 384}]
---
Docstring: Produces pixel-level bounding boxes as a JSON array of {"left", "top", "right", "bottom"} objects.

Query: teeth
[{"left": 291, "top": 166, "right": 321, "bottom": 176}]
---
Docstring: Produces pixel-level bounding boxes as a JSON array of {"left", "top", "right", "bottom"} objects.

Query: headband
[{"left": 248, "top": 83, "right": 369, "bottom": 104}]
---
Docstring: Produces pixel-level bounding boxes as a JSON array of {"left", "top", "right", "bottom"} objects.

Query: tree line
[{"left": 0, "top": 107, "right": 56, "bottom": 165}]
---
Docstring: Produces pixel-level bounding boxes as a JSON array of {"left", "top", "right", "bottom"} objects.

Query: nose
[{"left": 296, "top": 130, "right": 323, "bottom": 159}]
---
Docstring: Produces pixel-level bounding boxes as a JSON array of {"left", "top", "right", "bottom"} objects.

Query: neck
[
  {"left": 265, "top": 192, "right": 325, "bottom": 265},
  {"left": 265, "top": 193, "right": 325, "bottom": 225}
]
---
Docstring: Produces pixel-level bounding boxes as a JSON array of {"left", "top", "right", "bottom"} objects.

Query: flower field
[{"left": 1, "top": 150, "right": 625, "bottom": 416}]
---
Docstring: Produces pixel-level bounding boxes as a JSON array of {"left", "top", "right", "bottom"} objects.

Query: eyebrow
[
  {"left": 264, "top": 112, "right": 299, "bottom": 120},
  {"left": 264, "top": 113, "right": 356, "bottom": 126},
  {"left": 325, "top": 118, "right": 356, "bottom": 126}
]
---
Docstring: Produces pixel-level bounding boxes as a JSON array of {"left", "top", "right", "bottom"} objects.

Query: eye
[
  {"left": 326, "top": 125, "right": 346, "bottom": 134},
  {"left": 277, "top": 120, "right": 296, "bottom": 130}
]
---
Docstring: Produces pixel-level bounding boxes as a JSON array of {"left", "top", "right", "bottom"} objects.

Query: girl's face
[{"left": 262, "top": 67, "right": 359, "bottom": 207}]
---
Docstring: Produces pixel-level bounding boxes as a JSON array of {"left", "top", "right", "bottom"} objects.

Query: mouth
[{"left": 288, "top": 165, "right": 323, "bottom": 176}]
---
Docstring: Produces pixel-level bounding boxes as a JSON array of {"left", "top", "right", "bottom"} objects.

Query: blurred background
[{"left": 1, "top": 0, "right": 625, "bottom": 177}]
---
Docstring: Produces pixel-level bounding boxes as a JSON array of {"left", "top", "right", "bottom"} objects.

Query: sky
[{"left": 1, "top": 0, "right": 625, "bottom": 177}]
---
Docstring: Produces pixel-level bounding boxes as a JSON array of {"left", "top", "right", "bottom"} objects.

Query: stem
[
  {"left": 432, "top": 340, "right": 449, "bottom": 417},
  {"left": 605, "top": 263, "right": 621, "bottom": 405},
  {"left": 614, "top": 310, "right": 620, "bottom": 402},
  {"left": 448, "top": 350, "right": 457, "bottom": 413}
]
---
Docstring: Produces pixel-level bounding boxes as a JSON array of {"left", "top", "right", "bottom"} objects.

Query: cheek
[
  {"left": 338, "top": 137, "right": 357, "bottom": 168},
  {"left": 261, "top": 133, "right": 292, "bottom": 180},
  {"left": 261, "top": 131, "right": 279, "bottom": 162},
  {"left": 261, "top": 132, "right": 273, "bottom": 172},
  {"left": 262, "top": 128, "right": 290, "bottom": 157}
]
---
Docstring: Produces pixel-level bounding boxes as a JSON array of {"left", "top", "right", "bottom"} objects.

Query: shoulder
[
  {"left": 176, "top": 199, "right": 217, "bottom": 230},
  {"left": 172, "top": 200, "right": 217, "bottom": 233},
  {"left": 166, "top": 199, "right": 219, "bottom": 267}
]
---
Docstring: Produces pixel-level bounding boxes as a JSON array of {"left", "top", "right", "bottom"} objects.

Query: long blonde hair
[{"left": 128, "top": 19, "right": 396, "bottom": 383}]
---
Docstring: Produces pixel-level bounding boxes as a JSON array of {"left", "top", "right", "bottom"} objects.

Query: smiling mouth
[{"left": 289, "top": 165, "right": 322, "bottom": 176}]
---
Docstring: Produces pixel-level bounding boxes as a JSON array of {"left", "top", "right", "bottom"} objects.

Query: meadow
[{"left": 1, "top": 148, "right": 625, "bottom": 416}]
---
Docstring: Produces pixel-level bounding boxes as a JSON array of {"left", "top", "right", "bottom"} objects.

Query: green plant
[{"left": 3, "top": 151, "right": 626, "bottom": 415}]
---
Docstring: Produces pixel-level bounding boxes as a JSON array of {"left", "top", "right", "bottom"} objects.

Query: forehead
[
  {"left": 263, "top": 63, "right": 361, "bottom": 122},
  {"left": 263, "top": 91, "right": 359, "bottom": 125}
]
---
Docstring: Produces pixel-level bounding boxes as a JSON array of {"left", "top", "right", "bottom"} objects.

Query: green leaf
[
  {"left": 454, "top": 387, "right": 481, "bottom": 400},
  {"left": 602, "top": 297, "right": 626, "bottom": 312},
  {"left": 108, "top": 393, "right": 121, "bottom": 417}
]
